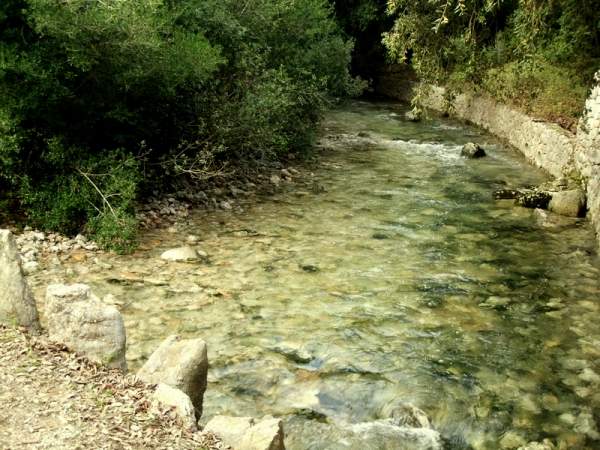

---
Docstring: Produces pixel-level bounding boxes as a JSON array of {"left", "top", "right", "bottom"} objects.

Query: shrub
[
  {"left": 382, "top": 0, "right": 600, "bottom": 124},
  {"left": 0, "top": 0, "right": 359, "bottom": 250},
  {"left": 482, "top": 58, "right": 588, "bottom": 130}
]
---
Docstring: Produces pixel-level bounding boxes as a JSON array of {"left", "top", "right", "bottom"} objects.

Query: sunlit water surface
[{"left": 32, "top": 101, "right": 600, "bottom": 449}]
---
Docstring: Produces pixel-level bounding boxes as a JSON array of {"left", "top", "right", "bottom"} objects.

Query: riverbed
[{"left": 30, "top": 101, "right": 600, "bottom": 449}]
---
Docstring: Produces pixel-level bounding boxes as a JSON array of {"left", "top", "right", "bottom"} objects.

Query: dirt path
[{"left": 0, "top": 326, "right": 220, "bottom": 450}]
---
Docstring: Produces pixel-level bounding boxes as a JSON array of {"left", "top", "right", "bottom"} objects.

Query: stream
[{"left": 31, "top": 101, "right": 600, "bottom": 449}]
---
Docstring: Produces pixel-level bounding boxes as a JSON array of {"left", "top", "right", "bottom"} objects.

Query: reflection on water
[{"left": 32, "top": 101, "right": 600, "bottom": 449}]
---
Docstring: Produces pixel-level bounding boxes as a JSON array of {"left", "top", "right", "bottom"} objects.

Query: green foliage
[
  {"left": 213, "top": 69, "right": 327, "bottom": 159},
  {"left": 329, "top": 0, "right": 390, "bottom": 80},
  {"left": 20, "top": 146, "right": 140, "bottom": 252},
  {"left": 482, "top": 58, "right": 588, "bottom": 129},
  {"left": 382, "top": 0, "right": 600, "bottom": 123},
  {"left": 0, "top": 0, "right": 359, "bottom": 250}
]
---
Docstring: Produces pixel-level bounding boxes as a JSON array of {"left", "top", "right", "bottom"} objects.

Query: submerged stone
[
  {"left": 348, "top": 420, "right": 443, "bottom": 450},
  {"left": 372, "top": 232, "right": 390, "bottom": 240},
  {"left": 517, "top": 440, "right": 555, "bottom": 450},
  {"left": 160, "top": 246, "right": 202, "bottom": 262},
  {"left": 270, "top": 342, "right": 313, "bottom": 364},
  {"left": 500, "top": 431, "right": 527, "bottom": 449},
  {"left": 300, "top": 264, "right": 319, "bottom": 273},
  {"left": 380, "top": 402, "right": 432, "bottom": 429}
]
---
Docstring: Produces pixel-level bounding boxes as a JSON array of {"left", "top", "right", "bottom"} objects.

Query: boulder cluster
[
  {"left": 1, "top": 227, "right": 570, "bottom": 449},
  {"left": 0, "top": 228, "right": 284, "bottom": 449},
  {"left": 494, "top": 177, "right": 587, "bottom": 218}
]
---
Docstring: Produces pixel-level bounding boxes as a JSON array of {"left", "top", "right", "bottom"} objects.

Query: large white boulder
[
  {"left": 548, "top": 189, "right": 586, "bottom": 217},
  {"left": 0, "top": 230, "right": 41, "bottom": 333},
  {"left": 153, "top": 383, "right": 197, "bottom": 431},
  {"left": 137, "top": 335, "right": 208, "bottom": 418},
  {"left": 45, "top": 284, "right": 127, "bottom": 371},
  {"left": 204, "top": 415, "right": 285, "bottom": 450},
  {"left": 160, "top": 246, "right": 200, "bottom": 262}
]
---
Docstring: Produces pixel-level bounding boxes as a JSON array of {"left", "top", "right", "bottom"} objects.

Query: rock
[
  {"left": 517, "top": 440, "right": 555, "bottom": 450},
  {"left": 461, "top": 142, "right": 486, "bottom": 158},
  {"left": 269, "top": 342, "right": 313, "bottom": 364},
  {"left": 21, "top": 260, "right": 40, "bottom": 275},
  {"left": 153, "top": 383, "right": 197, "bottom": 431},
  {"left": 300, "top": 264, "right": 319, "bottom": 273},
  {"left": 500, "top": 431, "right": 527, "bottom": 449},
  {"left": 349, "top": 420, "right": 443, "bottom": 450},
  {"left": 479, "top": 296, "right": 511, "bottom": 310},
  {"left": 574, "top": 408, "right": 600, "bottom": 439},
  {"left": 205, "top": 416, "right": 253, "bottom": 446},
  {"left": 533, "top": 208, "right": 576, "bottom": 229},
  {"left": 45, "top": 284, "right": 127, "bottom": 370},
  {"left": 372, "top": 232, "right": 390, "bottom": 240},
  {"left": 160, "top": 246, "right": 200, "bottom": 262},
  {"left": 516, "top": 190, "right": 552, "bottom": 209},
  {"left": 270, "top": 175, "right": 281, "bottom": 186},
  {"left": 0, "top": 230, "right": 41, "bottom": 333},
  {"left": 204, "top": 415, "right": 285, "bottom": 450},
  {"left": 493, "top": 189, "right": 521, "bottom": 200},
  {"left": 186, "top": 234, "right": 200, "bottom": 244},
  {"left": 241, "top": 417, "right": 286, "bottom": 450},
  {"left": 137, "top": 335, "right": 208, "bottom": 418},
  {"left": 380, "top": 403, "right": 432, "bottom": 429},
  {"left": 548, "top": 189, "right": 586, "bottom": 217}
]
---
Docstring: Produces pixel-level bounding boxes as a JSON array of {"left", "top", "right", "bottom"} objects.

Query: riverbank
[
  {"left": 0, "top": 325, "right": 221, "bottom": 449},
  {"left": 377, "top": 67, "right": 600, "bottom": 249},
  {"left": 3, "top": 101, "right": 600, "bottom": 449}
]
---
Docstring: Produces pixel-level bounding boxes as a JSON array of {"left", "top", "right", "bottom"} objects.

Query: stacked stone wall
[{"left": 377, "top": 69, "right": 600, "bottom": 247}]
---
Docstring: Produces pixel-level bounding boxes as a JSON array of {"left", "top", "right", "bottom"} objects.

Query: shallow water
[{"left": 32, "top": 101, "right": 600, "bottom": 449}]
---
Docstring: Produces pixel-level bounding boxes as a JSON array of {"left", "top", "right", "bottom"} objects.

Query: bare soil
[{"left": 0, "top": 326, "right": 221, "bottom": 450}]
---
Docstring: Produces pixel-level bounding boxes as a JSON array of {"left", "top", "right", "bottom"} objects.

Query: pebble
[
  {"left": 578, "top": 368, "right": 600, "bottom": 383},
  {"left": 186, "top": 235, "right": 200, "bottom": 244},
  {"left": 500, "top": 431, "right": 526, "bottom": 449},
  {"left": 22, "top": 260, "right": 40, "bottom": 275}
]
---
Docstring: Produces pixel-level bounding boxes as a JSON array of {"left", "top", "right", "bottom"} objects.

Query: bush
[
  {"left": 482, "top": 58, "right": 588, "bottom": 130},
  {"left": 382, "top": 0, "right": 600, "bottom": 124},
  {"left": 0, "top": 0, "right": 359, "bottom": 250},
  {"left": 19, "top": 145, "right": 140, "bottom": 252}
]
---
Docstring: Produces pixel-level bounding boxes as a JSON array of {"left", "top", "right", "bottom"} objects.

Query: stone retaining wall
[
  {"left": 575, "top": 72, "right": 600, "bottom": 245},
  {"left": 421, "top": 87, "right": 576, "bottom": 179},
  {"left": 377, "top": 67, "right": 600, "bottom": 247}
]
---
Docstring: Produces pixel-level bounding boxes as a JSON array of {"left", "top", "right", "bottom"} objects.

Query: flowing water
[{"left": 31, "top": 101, "right": 600, "bottom": 449}]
